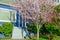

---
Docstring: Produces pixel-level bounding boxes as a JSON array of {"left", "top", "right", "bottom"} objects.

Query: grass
[
  {"left": 26, "top": 37, "right": 47, "bottom": 40},
  {"left": 52, "top": 35, "right": 60, "bottom": 40}
]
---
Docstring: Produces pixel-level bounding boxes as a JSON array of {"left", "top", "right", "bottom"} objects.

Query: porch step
[{"left": 12, "top": 27, "right": 23, "bottom": 39}]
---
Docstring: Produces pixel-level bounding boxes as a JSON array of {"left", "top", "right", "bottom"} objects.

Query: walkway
[{"left": 12, "top": 26, "right": 23, "bottom": 39}]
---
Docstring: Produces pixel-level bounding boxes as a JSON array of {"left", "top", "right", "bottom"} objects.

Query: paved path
[{"left": 12, "top": 27, "right": 23, "bottom": 39}]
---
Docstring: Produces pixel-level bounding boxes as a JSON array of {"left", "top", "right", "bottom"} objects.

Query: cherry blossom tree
[{"left": 12, "top": 0, "right": 55, "bottom": 40}]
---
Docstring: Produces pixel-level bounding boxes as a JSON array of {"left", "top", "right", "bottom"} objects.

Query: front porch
[{"left": 0, "top": 4, "right": 26, "bottom": 39}]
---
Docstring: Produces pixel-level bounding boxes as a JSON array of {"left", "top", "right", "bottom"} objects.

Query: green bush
[
  {"left": 54, "top": 4, "right": 60, "bottom": 12},
  {"left": 44, "top": 22, "right": 56, "bottom": 33},
  {"left": 52, "top": 35, "right": 60, "bottom": 40},
  {"left": 0, "top": 26, "right": 3, "bottom": 33},
  {"left": 27, "top": 21, "right": 60, "bottom": 40},
  {"left": 56, "top": 29, "right": 60, "bottom": 36},
  {"left": 2, "top": 22, "right": 13, "bottom": 37},
  {"left": 27, "top": 22, "right": 37, "bottom": 34},
  {"left": 40, "top": 22, "right": 59, "bottom": 34},
  {"left": 40, "top": 34, "right": 48, "bottom": 39}
]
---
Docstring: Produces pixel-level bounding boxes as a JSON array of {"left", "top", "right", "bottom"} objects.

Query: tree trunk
[{"left": 37, "top": 24, "right": 39, "bottom": 40}]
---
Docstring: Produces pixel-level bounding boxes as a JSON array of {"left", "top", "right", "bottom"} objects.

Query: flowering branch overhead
[{"left": 13, "top": 0, "right": 55, "bottom": 22}]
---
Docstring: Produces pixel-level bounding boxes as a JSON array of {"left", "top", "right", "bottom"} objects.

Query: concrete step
[{"left": 12, "top": 27, "right": 23, "bottom": 39}]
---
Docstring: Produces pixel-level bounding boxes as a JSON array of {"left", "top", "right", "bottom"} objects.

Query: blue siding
[
  {"left": 20, "top": 15, "right": 23, "bottom": 27},
  {"left": 0, "top": 4, "right": 26, "bottom": 38},
  {"left": 0, "top": 4, "right": 16, "bottom": 10},
  {"left": 0, "top": 4, "right": 24, "bottom": 28},
  {"left": 0, "top": 4, "right": 18, "bottom": 26},
  {"left": 15, "top": 11, "right": 19, "bottom": 27}
]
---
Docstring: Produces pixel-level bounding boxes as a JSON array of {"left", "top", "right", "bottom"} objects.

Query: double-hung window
[{"left": 53, "top": 0, "right": 59, "bottom": 3}]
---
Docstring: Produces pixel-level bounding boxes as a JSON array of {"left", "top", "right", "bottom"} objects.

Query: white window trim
[{"left": 0, "top": 8, "right": 16, "bottom": 22}]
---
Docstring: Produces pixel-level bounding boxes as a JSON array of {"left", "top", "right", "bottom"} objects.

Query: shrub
[
  {"left": 52, "top": 35, "right": 60, "bottom": 40},
  {"left": 40, "top": 22, "right": 60, "bottom": 35},
  {"left": 2, "top": 22, "right": 13, "bottom": 37},
  {"left": 54, "top": 4, "right": 60, "bottom": 12},
  {"left": 27, "top": 22, "right": 37, "bottom": 34},
  {"left": 0, "top": 26, "right": 3, "bottom": 33},
  {"left": 39, "top": 34, "right": 48, "bottom": 39},
  {"left": 44, "top": 22, "right": 56, "bottom": 33}
]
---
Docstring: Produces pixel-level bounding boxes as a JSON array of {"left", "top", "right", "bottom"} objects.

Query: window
[
  {"left": 0, "top": 8, "right": 16, "bottom": 22},
  {"left": 10, "top": 11, "right": 16, "bottom": 22},
  {"left": 53, "top": 0, "right": 59, "bottom": 3}
]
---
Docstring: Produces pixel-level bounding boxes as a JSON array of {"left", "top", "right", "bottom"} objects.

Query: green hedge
[{"left": 0, "top": 22, "right": 13, "bottom": 37}]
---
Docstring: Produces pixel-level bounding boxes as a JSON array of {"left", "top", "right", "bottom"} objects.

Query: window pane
[
  {"left": 56, "top": 0, "right": 59, "bottom": 3},
  {"left": 0, "top": 8, "right": 16, "bottom": 22},
  {"left": 53, "top": 0, "right": 59, "bottom": 3}
]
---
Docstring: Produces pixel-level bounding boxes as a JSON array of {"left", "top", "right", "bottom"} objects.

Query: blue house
[
  {"left": 0, "top": 4, "right": 27, "bottom": 39},
  {"left": 0, "top": 4, "right": 19, "bottom": 26}
]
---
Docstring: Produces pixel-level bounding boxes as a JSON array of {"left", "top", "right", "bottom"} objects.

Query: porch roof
[{"left": 0, "top": 4, "right": 17, "bottom": 10}]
